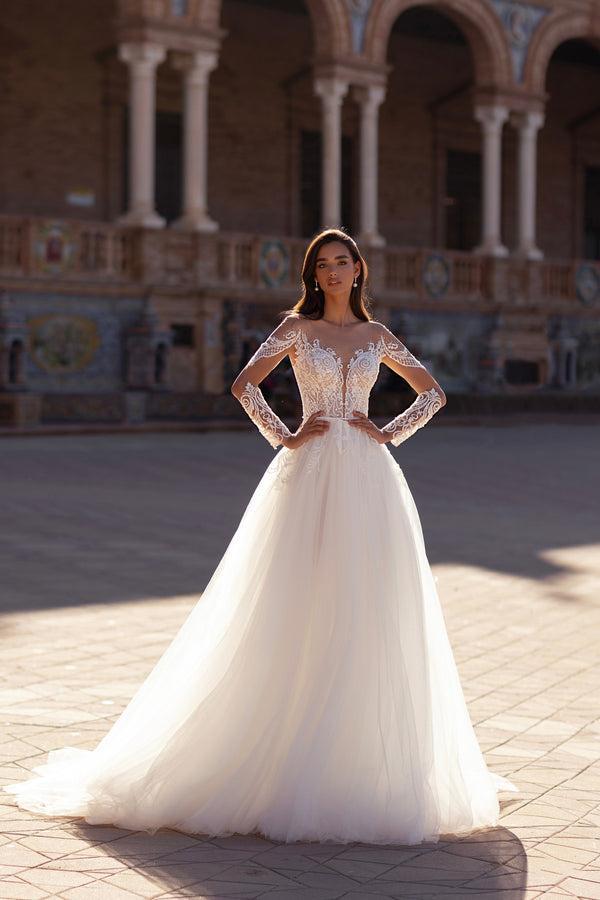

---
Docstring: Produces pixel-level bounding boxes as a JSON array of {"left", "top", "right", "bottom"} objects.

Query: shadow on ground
[
  {"left": 0, "top": 425, "right": 598, "bottom": 613},
  {"left": 73, "top": 824, "right": 527, "bottom": 899}
]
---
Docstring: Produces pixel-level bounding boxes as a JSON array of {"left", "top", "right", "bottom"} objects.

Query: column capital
[
  {"left": 352, "top": 84, "right": 386, "bottom": 111},
  {"left": 314, "top": 77, "right": 349, "bottom": 106},
  {"left": 474, "top": 105, "right": 509, "bottom": 131},
  {"left": 510, "top": 110, "right": 545, "bottom": 135},
  {"left": 171, "top": 49, "right": 219, "bottom": 81},
  {"left": 118, "top": 42, "right": 166, "bottom": 71}
]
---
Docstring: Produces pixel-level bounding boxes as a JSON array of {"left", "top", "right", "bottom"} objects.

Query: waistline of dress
[{"left": 317, "top": 416, "right": 354, "bottom": 422}]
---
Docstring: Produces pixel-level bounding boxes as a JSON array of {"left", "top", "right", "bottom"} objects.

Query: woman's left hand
[{"left": 348, "top": 411, "right": 390, "bottom": 444}]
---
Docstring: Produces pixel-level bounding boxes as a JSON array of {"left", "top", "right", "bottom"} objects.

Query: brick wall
[
  {"left": 0, "top": 0, "right": 115, "bottom": 220},
  {"left": 2, "top": 0, "right": 600, "bottom": 259}
]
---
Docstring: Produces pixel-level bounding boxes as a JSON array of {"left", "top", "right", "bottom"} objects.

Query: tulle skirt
[{"left": 5, "top": 419, "right": 512, "bottom": 843}]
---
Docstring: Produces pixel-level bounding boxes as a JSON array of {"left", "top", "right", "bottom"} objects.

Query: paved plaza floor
[{"left": 0, "top": 424, "right": 599, "bottom": 900}]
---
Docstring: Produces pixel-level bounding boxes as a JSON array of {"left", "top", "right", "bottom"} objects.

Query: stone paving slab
[{"left": 1, "top": 426, "right": 599, "bottom": 899}]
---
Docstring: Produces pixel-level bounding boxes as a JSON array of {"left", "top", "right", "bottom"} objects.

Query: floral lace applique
[
  {"left": 240, "top": 382, "right": 291, "bottom": 449},
  {"left": 381, "top": 387, "right": 443, "bottom": 446},
  {"left": 247, "top": 329, "right": 299, "bottom": 365},
  {"left": 380, "top": 335, "right": 424, "bottom": 369}
]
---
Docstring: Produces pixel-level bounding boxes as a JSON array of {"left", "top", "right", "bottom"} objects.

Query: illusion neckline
[{"left": 295, "top": 328, "right": 381, "bottom": 372}]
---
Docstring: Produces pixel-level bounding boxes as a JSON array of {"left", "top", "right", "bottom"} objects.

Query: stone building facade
[{"left": 1, "top": 0, "right": 600, "bottom": 423}]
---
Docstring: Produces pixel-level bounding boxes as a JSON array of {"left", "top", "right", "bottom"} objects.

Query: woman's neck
[{"left": 321, "top": 299, "right": 359, "bottom": 327}]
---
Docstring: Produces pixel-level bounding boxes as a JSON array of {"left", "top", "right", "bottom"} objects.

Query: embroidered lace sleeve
[
  {"left": 245, "top": 327, "right": 298, "bottom": 366},
  {"left": 381, "top": 387, "right": 444, "bottom": 447},
  {"left": 240, "top": 383, "right": 292, "bottom": 449},
  {"left": 380, "top": 332, "right": 424, "bottom": 369},
  {"left": 233, "top": 319, "right": 299, "bottom": 448}
]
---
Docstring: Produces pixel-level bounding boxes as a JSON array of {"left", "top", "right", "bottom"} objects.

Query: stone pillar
[
  {"left": 119, "top": 42, "right": 166, "bottom": 228},
  {"left": 474, "top": 105, "right": 509, "bottom": 257},
  {"left": 314, "top": 77, "right": 349, "bottom": 229},
  {"left": 354, "top": 84, "right": 386, "bottom": 247},
  {"left": 513, "top": 110, "right": 544, "bottom": 260},
  {"left": 172, "top": 50, "right": 219, "bottom": 232},
  {"left": 199, "top": 297, "right": 224, "bottom": 394}
]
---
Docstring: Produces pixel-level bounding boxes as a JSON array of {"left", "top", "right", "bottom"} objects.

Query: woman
[{"left": 6, "top": 229, "right": 513, "bottom": 844}]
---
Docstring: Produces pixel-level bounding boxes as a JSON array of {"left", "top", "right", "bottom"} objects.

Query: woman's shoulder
[
  {"left": 364, "top": 319, "right": 392, "bottom": 340},
  {"left": 274, "top": 313, "right": 303, "bottom": 331}
]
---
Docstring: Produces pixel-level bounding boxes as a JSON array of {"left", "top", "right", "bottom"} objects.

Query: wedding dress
[{"left": 6, "top": 317, "right": 513, "bottom": 844}]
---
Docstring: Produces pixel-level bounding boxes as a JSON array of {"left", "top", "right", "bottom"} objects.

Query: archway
[
  {"left": 376, "top": 6, "right": 482, "bottom": 249},
  {"left": 523, "top": 11, "right": 597, "bottom": 96},
  {"left": 363, "top": 0, "right": 512, "bottom": 90},
  {"left": 532, "top": 35, "right": 600, "bottom": 260},
  {"left": 210, "top": 0, "right": 354, "bottom": 235},
  {"left": 8, "top": 340, "right": 24, "bottom": 385},
  {"left": 200, "top": 0, "right": 353, "bottom": 57}
]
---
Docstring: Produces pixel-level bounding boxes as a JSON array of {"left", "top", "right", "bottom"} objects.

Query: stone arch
[
  {"left": 154, "top": 342, "right": 169, "bottom": 385},
  {"left": 363, "top": 0, "right": 513, "bottom": 90},
  {"left": 195, "top": 0, "right": 353, "bottom": 58},
  {"left": 523, "top": 11, "right": 600, "bottom": 96},
  {"left": 193, "top": 0, "right": 222, "bottom": 28},
  {"left": 8, "top": 339, "right": 24, "bottom": 385}
]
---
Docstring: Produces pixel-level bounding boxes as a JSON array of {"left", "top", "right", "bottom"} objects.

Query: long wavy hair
[{"left": 291, "top": 229, "right": 371, "bottom": 321}]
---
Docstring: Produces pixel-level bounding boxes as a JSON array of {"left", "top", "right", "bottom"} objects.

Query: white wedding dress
[{"left": 6, "top": 318, "right": 513, "bottom": 844}]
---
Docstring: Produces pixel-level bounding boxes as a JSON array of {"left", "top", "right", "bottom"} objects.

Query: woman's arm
[
  {"left": 231, "top": 318, "right": 328, "bottom": 450},
  {"left": 349, "top": 325, "right": 446, "bottom": 446}
]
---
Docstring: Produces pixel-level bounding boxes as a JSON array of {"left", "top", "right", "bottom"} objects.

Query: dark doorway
[
  {"left": 122, "top": 110, "right": 183, "bottom": 223},
  {"left": 584, "top": 166, "right": 600, "bottom": 260},
  {"left": 445, "top": 150, "right": 481, "bottom": 251},
  {"left": 155, "top": 112, "right": 183, "bottom": 223},
  {"left": 300, "top": 130, "right": 355, "bottom": 237},
  {"left": 505, "top": 359, "right": 539, "bottom": 385}
]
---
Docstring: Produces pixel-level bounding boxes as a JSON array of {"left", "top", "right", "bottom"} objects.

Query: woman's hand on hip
[
  {"left": 282, "top": 411, "right": 329, "bottom": 450},
  {"left": 348, "top": 411, "right": 389, "bottom": 444}
]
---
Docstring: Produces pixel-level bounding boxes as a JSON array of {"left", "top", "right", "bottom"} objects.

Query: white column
[
  {"left": 354, "top": 84, "right": 386, "bottom": 247},
  {"left": 119, "top": 42, "right": 166, "bottom": 228},
  {"left": 513, "top": 110, "right": 544, "bottom": 260},
  {"left": 474, "top": 105, "right": 509, "bottom": 257},
  {"left": 172, "top": 50, "right": 219, "bottom": 232},
  {"left": 314, "top": 77, "right": 349, "bottom": 229}
]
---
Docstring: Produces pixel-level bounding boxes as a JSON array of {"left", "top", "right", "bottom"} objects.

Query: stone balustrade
[{"left": 1, "top": 215, "right": 600, "bottom": 314}]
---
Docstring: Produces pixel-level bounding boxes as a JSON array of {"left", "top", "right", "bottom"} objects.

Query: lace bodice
[
  {"left": 238, "top": 319, "right": 443, "bottom": 449},
  {"left": 251, "top": 325, "right": 422, "bottom": 420}
]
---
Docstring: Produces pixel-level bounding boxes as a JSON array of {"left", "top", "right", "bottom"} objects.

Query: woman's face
[{"left": 313, "top": 241, "right": 361, "bottom": 296}]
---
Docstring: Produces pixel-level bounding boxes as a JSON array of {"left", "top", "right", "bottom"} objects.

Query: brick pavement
[{"left": 0, "top": 425, "right": 599, "bottom": 900}]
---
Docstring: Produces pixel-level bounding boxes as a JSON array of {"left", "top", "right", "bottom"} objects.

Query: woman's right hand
[{"left": 282, "top": 411, "right": 329, "bottom": 450}]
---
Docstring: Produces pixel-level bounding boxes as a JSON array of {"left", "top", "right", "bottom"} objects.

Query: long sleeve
[
  {"left": 239, "top": 382, "right": 291, "bottom": 449},
  {"left": 233, "top": 319, "right": 300, "bottom": 448},
  {"left": 381, "top": 387, "right": 443, "bottom": 447}
]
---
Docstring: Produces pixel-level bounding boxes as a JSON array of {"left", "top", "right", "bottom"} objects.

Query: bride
[{"left": 6, "top": 228, "right": 513, "bottom": 844}]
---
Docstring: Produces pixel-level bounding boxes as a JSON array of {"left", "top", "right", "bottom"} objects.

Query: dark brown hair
[{"left": 291, "top": 229, "right": 371, "bottom": 321}]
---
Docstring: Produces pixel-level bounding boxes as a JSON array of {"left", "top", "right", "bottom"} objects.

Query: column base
[
  {"left": 359, "top": 231, "right": 386, "bottom": 248},
  {"left": 171, "top": 212, "right": 219, "bottom": 233},
  {"left": 515, "top": 245, "right": 544, "bottom": 261},
  {"left": 474, "top": 240, "right": 509, "bottom": 258},
  {"left": 118, "top": 209, "right": 165, "bottom": 229}
]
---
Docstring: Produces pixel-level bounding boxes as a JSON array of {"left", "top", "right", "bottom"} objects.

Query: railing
[
  {"left": 214, "top": 233, "right": 306, "bottom": 290},
  {"left": 2, "top": 214, "right": 599, "bottom": 310},
  {"left": 0, "top": 216, "right": 136, "bottom": 281},
  {"left": 540, "top": 258, "right": 600, "bottom": 308},
  {"left": 0, "top": 217, "right": 28, "bottom": 275},
  {"left": 383, "top": 247, "right": 487, "bottom": 301},
  {"left": 542, "top": 261, "right": 574, "bottom": 301}
]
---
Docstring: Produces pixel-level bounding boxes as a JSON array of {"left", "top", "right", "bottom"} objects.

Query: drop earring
[
  {"left": 353, "top": 278, "right": 358, "bottom": 288},
  {"left": 314, "top": 280, "right": 319, "bottom": 291}
]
